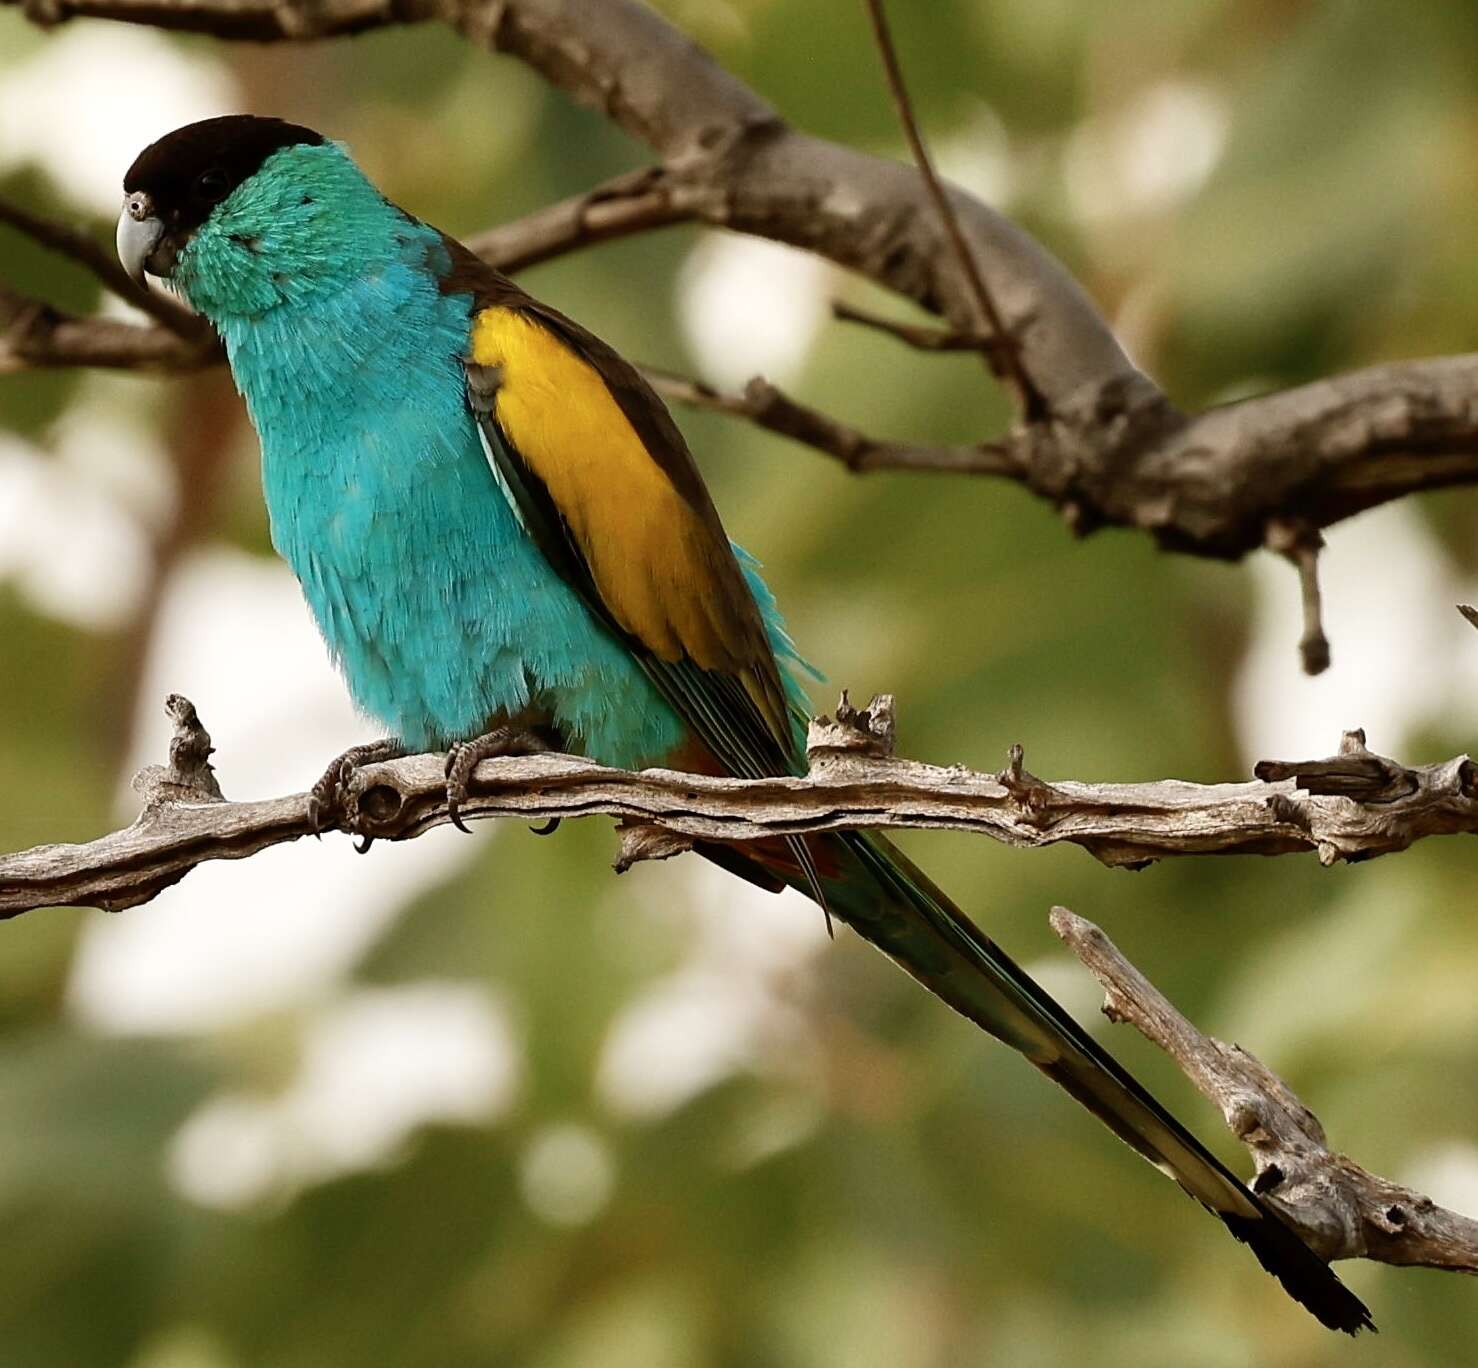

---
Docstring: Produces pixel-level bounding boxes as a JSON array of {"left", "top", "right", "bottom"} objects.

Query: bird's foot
[
  {"left": 308, "top": 738, "right": 409, "bottom": 851},
  {"left": 444, "top": 727, "right": 555, "bottom": 834}
]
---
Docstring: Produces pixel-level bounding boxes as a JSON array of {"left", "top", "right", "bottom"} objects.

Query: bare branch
[
  {"left": 643, "top": 366, "right": 1022, "bottom": 476},
  {"left": 1051, "top": 907, "right": 1478, "bottom": 1270},
  {"left": 7, "top": 0, "right": 1478, "bottom": 678},
  {"left": 861, "top": 0, "right": 1046, "bottom": 418},
  {"left": 1, "top": 0, "right": 1471, "bottom": 555},
  {"left": 11, "top": 302, "right": 1473, "bottom": 581},
  {"left": 3, "top": 694, "right": 1474, "bottom": 918},
  {"left": 831, "top": 300, "right": 999, "bottom": 355},
  {"left": 0, "top": 193, "right": 206, "bottom": 336},
  {"left": 660, "top": 350, "right": 1478, "bottom": 558},
  {"left": 0, "top": 288, "right": 217, "bottom": 372},
  {"left": 6, "top": 0, "right": 1140, "bottom": 417},
  {"left": 465, "top": 166, "right": 698, "bottom": 274}
]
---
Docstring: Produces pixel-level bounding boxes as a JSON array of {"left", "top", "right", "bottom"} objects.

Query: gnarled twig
[{"left": 1051, "top": 906, "right": 1478, "bottom": 1271}]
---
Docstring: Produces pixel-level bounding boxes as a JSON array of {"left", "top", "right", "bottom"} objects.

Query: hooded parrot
[{"left": 116, "top": 115, "right": 1370, "bottom": 1334}]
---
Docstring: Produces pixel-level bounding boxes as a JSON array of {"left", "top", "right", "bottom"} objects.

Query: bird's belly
[{"left": 263, "top": 429, "right": 688, "bottom": 768}]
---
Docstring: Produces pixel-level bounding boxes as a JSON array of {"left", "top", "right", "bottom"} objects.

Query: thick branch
[
  {"left": 2, "top": 695, "right": 1474, "bottom": 917},
  {"left": 4, "top": 0, "right": 1475, "bottom": 563},
  {"left": 8, "top": 0, "right": 1140, "bottom": 418},
  {"left": 1051, "top": 907, "right": 1478, "bottom": 1271},
  {"left": 1025, "top": 354, "right": 1478, "bottom": 558}
]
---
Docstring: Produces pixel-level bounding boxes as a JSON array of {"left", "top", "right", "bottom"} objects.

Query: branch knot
[
  {"left": 806, "top": 691, "right": 896, "bottom": 765},
  {"left": 130, "top": 694, "right": 225, "bottom": 812},
  {"left": 1255, "top": 729, "right": 1419, "bottom": 804}
]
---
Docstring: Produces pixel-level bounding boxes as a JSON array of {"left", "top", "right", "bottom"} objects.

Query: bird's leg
[
  {"left": 444, "top": 726, "right": 556, "bottom": 834},
  {"left": 308, "top": 738, "right": 409, "bottom": 840}
]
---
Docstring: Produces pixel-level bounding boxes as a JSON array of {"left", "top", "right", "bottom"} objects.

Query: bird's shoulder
[{"left": 433, "top": 233, "right": 717, "bottom": 520}]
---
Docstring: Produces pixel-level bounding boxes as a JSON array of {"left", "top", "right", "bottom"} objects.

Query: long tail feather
[{"left": 809, "top": 830, "right": 1374, "bottom": 1335}]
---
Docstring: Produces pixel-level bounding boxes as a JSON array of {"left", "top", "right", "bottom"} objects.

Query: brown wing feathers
[{"left": 451, "top": 245, "right": 794, "bottom": 769}]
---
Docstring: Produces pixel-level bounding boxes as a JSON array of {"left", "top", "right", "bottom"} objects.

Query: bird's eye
[{"left": 193, "top": 168, "right": 231, "bottom": 203}]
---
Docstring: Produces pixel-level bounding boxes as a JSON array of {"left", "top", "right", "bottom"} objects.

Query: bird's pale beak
[{"left": 116, "top": 192, "right": 167, "bottom": 286}]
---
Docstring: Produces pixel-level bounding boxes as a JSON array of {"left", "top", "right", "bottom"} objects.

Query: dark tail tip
[{"left": 1222, "top": 1212, "right": 1376, "bottom": 1335}]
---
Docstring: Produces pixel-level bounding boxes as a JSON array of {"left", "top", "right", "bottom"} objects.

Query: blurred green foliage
[{"left": 1, "top": 2, "right": 1476, "bottom": 1364}]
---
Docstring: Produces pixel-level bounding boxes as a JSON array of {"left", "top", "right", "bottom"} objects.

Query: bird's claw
[
  {"left": 307, "top": 739, "right": 408, "bottom": 843},
  {"left": 443, "top": 742, "right": 475, "bottom": 834},
  {"left": 307, "top": 758, "right": 351, "bottom": 835},
  {"left": 443, "top": 727, "right": 555, "bottom": 834}
]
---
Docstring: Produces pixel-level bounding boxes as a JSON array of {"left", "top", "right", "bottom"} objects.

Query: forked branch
[
  {"left": 1052, "top": 907, "right": 1478, "bottom": 1270},
  {"left": 2, "top": 1, "right": 1476, "bottom": 553},
  {"left": 0, "top": 192, "right": 205, "bottom": 336},
  {"left": 861, "top": 0, "right": 1045, "bottom": 418}
]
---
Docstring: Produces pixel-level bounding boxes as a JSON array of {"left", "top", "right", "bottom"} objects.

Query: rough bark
[
  {"left": 3, "top": 694, "right": 1474, "bottom": 918},
  {"left": 5, "top": 0, "right": 1478, "bottom": 571},
  {"left": 1053, "top": 907, "right": 1478, "bottom": 1271}
]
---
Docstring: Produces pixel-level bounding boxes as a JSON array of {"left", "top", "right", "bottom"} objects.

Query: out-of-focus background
[{"left": 2, "top": 2, "right": 1477, "bottom": 1363}]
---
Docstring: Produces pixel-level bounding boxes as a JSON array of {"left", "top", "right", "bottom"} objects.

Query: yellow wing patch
[{"left": 470, "top": 306, "right": 749, "bottom": 673}]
